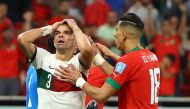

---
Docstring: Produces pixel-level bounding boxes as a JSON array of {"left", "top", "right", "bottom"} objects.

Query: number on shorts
[{"left": 149, "top": 68, "right": 160, "bottom": 104}]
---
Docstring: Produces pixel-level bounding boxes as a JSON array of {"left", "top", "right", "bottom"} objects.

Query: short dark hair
[
  {"left": 119, "top": 13, "right": 144, "bottom": 30},
  {"left": 47, "top": 35, "right": 55, "bottom": 54}
]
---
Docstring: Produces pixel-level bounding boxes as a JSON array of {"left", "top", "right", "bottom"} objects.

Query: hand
[
  {"left": 51, "top": 21, "right": 64, "bottom": 31},
  {"left": 63, "top": 19, "right": 80, "bottom": 31},
  {"left": 54, "top": 64, "right": 82, "bottom": 85},
  {"left": 95, "top": 43, "right": 112, "bottom": 57}
]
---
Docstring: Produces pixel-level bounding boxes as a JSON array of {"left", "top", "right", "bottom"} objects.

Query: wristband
[
  {"left": 93, "top": 53, "right": 105, "bottom": 66},
  {"left": 40, "top": 25, "right": 53, "bottom": 36},
  {"left": 76, "top": 77, "right": 86, "bottom": 89}
]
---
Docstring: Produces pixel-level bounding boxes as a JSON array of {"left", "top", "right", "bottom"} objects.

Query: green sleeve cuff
[{"left": 106, "top": 77, "right": 121, "bottom": 91}]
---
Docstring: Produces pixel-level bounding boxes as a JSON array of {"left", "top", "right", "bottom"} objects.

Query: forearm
[
  {"left": 109, "top": 52, "right": 121, "bottom": 61},
  {"left": 179, "top": 13, "right": 187, "bottom": 35},
  {"left": 18, "top": 28, "right": 43, "bottom": 44},
  {"left": 100, "top": 61, "right": 114, "bottom": 75},
  {"left": 18, "top": 28, "right": 43, "bottom": 58},
  {"left": 82, "top": 83, "right": 107, "bottom": 103},
  {"left": 93, "top": 53, "right": 114, "bottom": 75},
  {"left": 73, "top": 28, "right": 92, "bottom": 53}
]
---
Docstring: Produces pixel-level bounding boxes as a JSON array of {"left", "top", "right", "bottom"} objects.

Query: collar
[{"left": 128, "top": 47, "right": 141, "bottom": 53}]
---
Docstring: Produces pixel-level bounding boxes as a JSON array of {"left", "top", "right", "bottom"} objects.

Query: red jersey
[
  {"left": 106, "top": 47, "right": 160, "bottom": 109},
  {"left": 85, "top": 66, "right": 107, "bottom": 109},
  {"left": 160, "top": 67, "right": 177, "bottom": 96},
  {"left": 0, "top": 39, "right": 19, "bottom": 78},
  {"left": 152, "top": 33, "right": 180, "bottom": 69}
]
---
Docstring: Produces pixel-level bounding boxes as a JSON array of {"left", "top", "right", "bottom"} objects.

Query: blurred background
[{"left": 0, "top": 0, "right": 190, "bottom": 108}]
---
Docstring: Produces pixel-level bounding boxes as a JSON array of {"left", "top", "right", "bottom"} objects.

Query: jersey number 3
[{"left": 149, "top": 68, "right": 160, "bottom": 104}]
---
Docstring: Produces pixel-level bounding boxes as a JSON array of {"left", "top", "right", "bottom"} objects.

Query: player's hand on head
[
  {"left": 63, "top": 19, "right": 79, "bottom": 31},
  {"left": 54, "top": 64, "right": 82, "bottom": 85},
  {"left": 51, "top": 21, "right": 64, "bottom": 31}
]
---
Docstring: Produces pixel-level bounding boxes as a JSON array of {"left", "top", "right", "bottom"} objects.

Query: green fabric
[
  {"left": 106, "top": 77, "right": 121, "bottom": 91},
  {"left": 128, "top": 47, "right": 141, "bottom": 53},
  {"left": 37, "top": 69, "right": 54, "bottom": 90}
]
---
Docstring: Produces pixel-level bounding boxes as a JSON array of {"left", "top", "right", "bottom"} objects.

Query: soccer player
[
  {"left": 18, "top": 19, "right": 94, "bottom": 109},
  {"left": 56, "top": 13, "right": 160, "bottom": 109}
]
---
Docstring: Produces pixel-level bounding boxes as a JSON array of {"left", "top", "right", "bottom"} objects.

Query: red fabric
[
  {"left": 160, "top": 67, "right": 177, "bottom": 96},
  {"left": 32, "top": 1, "right": 51, "bottom": 27},
  {"left": 0, "top": 38, "right": 19, "bottom": 78},
  {"left": 109, "top": 49, "right": 159, "bottom": 109},
  {"left": 152, "top": 33, "right": 180, "bottom": 69},
  {"left": 47, "top": 16, "right": 64, "bottom": 25},
  {"left": 84, "top": 1, "right": 110, "bottom": 27},
  {"left": 0, "top": 18, "right": 14, "bottom": 44},
  {"left": 85, "top": 66, "right": 107, "bottom": 109}
]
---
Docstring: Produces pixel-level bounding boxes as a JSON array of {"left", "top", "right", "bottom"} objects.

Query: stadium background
[{"left": 0, "top": 0, "right": 190, "bottom": 108}]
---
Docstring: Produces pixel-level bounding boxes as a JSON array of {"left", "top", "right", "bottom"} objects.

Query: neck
[
  {"left": 124, "top": 39, "right": 141, "bottom": 53},
  {"left": 55, "top": 49, "right": 73, "bottom": 61}
]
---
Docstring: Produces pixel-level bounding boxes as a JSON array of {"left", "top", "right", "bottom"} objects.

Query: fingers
[
  {"left": 55, "top": 68, "right": 69, "bottom": 78},
  {"left": 67, "top": 64, "right": 76, "bottom": 70}
]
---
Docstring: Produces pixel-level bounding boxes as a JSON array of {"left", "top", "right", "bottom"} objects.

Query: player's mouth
[{"left": 58, "top": 40, "right": 65, "bottom": 44}]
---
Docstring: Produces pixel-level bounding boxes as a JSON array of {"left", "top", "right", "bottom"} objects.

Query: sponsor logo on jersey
[
  {"left": 115, "top": 62, "right": 126, "bottom": 74},
  {"left": 49, "top": 65, "right": 56, "bottom": 69}
]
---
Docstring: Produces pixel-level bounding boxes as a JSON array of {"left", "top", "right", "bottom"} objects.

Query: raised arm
[
  {"left": 96, "top": 43, "right": 121, "bottom": 61},
  {"left": 64, "top": 19, "right": 95, "bottom": 69},
  {"left": 178, "top": 3, "right": 187, "bottom": 36},
  {"left": 17, "top": 22, "right": 62, "bottom": 59},
  {"left": 90, "top": 43, "right": 120, "bottom": 75}
]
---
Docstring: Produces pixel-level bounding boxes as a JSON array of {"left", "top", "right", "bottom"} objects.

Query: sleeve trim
[
  {"left": 27, "top": 46, "right": 37, "bottom": 63},
  {"left": 106, "top": 77, "right": 121, "bottom": 91}
]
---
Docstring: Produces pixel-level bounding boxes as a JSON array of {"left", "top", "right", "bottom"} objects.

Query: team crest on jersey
[{"left": 115, "top": 62, "right": 126, "bottom": 74}]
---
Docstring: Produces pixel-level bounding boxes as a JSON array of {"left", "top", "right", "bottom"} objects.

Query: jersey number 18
[{"left": 149, "top": 68, "right": 160, "bottom": 104}]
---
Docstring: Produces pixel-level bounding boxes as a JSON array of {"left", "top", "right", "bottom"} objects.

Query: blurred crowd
[{"left": 0, "top": 0, "right": 190, "bottom": 97}]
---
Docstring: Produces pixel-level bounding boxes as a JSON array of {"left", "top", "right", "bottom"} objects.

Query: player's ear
[{"left": 122, "top": 33, "right": 127, "bottom": 40}]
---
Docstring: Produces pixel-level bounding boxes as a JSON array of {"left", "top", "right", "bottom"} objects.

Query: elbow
[
  {"left": 17, "top": 33, "right": 27, "bottom": 47},
  {"left": 17, "top": 34, "right": 24, "bottom": 45}
]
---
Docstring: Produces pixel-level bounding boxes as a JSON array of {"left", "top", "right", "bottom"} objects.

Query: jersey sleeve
[
  {"left": 106, "top": 55, "right": 137, "bottom": 91},
  {"left": 32, "top": 47, "right": 50, "bottom": 69}
]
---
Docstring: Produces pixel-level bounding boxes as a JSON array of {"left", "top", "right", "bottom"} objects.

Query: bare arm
[
  {"left": 82, "top": 82, "right": 116, "bottom": 103},
  {"left": 17, "top": 22, "right": 62, "bottom": 59},
  {"left": 93, "top": 43, "right": 121, "bottom": 75},
  {"left": 178, "top": 3, "right": 187, "bottom": 36},
  {"left": 17, "top": 28, "right": 43, "bottom": 59},
  {"left": 96, "top": 43, "right": 120, "bottom": 61},
  {"left": 64, "top": 19, "right": 94, "bottom": 69}
]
